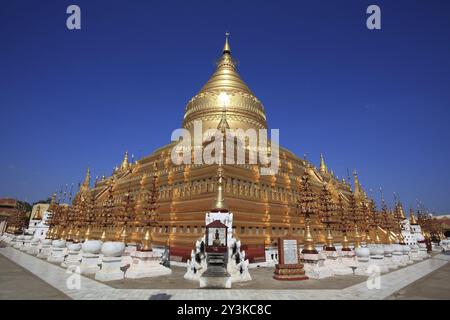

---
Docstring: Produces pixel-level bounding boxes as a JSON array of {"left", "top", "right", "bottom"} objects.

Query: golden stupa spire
[
  {"left": 353, "top": 170, "right": 361, "bottom": 194},
  {"left": 83, "top": 167, "right": 90, "bottom": 187},
  {"left": 182, "top": 33, "right": 267, "bottom": 133},
  {"left": 396, "top": 198, "right": 406, "bottom": 220},
  {"left": 410, "top": 208, "right": 417, "bottom": 225},
  {"left": 212, "top": 164, "right": 228, "bottom": 212},
  {"left": 223, "top": 32, "right": 231, "bottom": 54},
  {"left": 121, "top": 151, "right": 129, "bottom": 170},
  {"left": 400, "top": 205, "right": 406, "bottom": 220},
  {"left": 198, "top": 33, "right": 252, "bottom": 95},
  {"left": 50, "top": 193, "right": 56, "bottom": 205},
  {"left": 319, "top": 153, "right": 327, "bottom": 174},
  {"left": 33, "top": 205, "right": 43, "bottom": 220}
]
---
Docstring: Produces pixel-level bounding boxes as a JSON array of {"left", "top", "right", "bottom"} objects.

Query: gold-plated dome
[
  {"left": 183, "top": 34, "right": 267, "bottom": 134},
  {"left": 198, "top": 34, "right": 252, "bottom": 94}
]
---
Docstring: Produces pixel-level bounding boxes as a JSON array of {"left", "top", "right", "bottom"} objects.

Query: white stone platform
[
  {"left": 1, "top": 244, "right": 449, "bottom": 300},
  {"left": 125, "top": 250, "right": 172, "bottom": 279},
  {"left": 95, "top": 256, "right": 124, "bottom": 282}
]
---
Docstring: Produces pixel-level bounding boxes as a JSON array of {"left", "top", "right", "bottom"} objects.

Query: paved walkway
[
  {"left": 0, "top": 245, "right": 449, "bottom": 300},
  {"left": 0, "top": 254, "right": 69, "bottom": 300},
  {"left": 387, "top": 257, "right": 450, "bottom": 299},
  {"left": 86, "top": 265, "right": 367, "bottom": 290}
]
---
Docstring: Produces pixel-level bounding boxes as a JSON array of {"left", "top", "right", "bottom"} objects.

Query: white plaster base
[
  {"left": 323, "top": 250, "right": 340, "bottom": 259},
  {"left": 125, "top": 250, "right": 172, "bottom": 279},
  {"left": 26, "top": 243, "right": 40, "bottom": 256},
  {"left": 402, "top": 253, "right": 413, "bottom": 265},
  {"left": 47, "top": 247, "right": 66, "bottom": 263},
  {"left": 37, "top": 245, "right": 51, "bottom": 259},
  {"left": 79, "top": 253, "right": 101, "bottom": 275},
  {"left": 13, "top": 241, "right": 23, "bottom": 249},
  {"left": 410, "top": 247, "right": 424, "bottom": 261},
  {"left": 369, "top": 255, "right": 390, "bottom": 273},
  {"left": 384, "top": 256, "right": 399, "bottom": 270},
  {"left": 20, "top": 241, "right": 32, "bottom": 252},
  {"left": 61, "top": 250, "right": 82, "bottom": 268},
  {"left": 121, "top": 244, "right": 137, "bottom": 267},
  {"left": 302, "top": 253, "right": 320, "bottom": 262},
  {"left": 354, "top": 260, "right": 371, "bottom": 276},
  {"left": 95, "top": 256, "right": 124, "bottom": 281},
  {"left": 304, "top": 262, "right": 334, "bottom": 279},
  {"left": 332, "top": 256, "right": 357, "bottom": 275},
  {"left": 3, "top": 236, "right": 13, "bottom": 244},
  {"left": 340, "top": 250, "right": 356, "bottom": 258},
  {"left": 392, "top": 252, "right": 407, "bottom": 267},
  {"left": 419, "top": 249, "right": 430, "bottom": 259}
]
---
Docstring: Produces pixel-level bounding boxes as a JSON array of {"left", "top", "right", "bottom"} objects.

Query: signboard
[
  {"left": 273, "top": 238, "right": 307, "bottom": 281},
  {"left": 282, "top": 239, "right": 299, "bottom": 265}
]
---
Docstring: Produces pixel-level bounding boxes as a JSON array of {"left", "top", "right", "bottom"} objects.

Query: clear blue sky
[{"left": 1, "top": 0, "right": 449, "bottom": 213}]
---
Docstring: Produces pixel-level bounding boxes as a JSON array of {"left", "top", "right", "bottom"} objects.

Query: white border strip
[{"left": 1, "top": 246, "right": 448, "bottom": 300}]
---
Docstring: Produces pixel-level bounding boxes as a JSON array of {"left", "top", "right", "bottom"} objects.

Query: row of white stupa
[
  {"left": 0, "top": 208, "right": 442, "bottom": 285},
  {"left": 293, "top": 215, "right": 435, "bottom": 279},
  {"left": 1, "top": 230, "right": 172, "bottom": 281},
  {"left": 0, "top": 206, "right": 250, "bottom": 286}
]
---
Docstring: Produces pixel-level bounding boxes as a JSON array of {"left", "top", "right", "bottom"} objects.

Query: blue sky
[{"left": 1, "top": 0, "right": 449, "bottom": 213}]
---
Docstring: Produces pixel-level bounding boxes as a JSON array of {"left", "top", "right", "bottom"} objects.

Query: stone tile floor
[
  {"left": 1, "top": 244, "right": 449, "bottom": 300},
  {"left": 386, "top": 258, "right": 450, "bottom": 300},
  {"left": 0, "top": 254, "right": 69, "bottom": 300},
  {"left": 81, "top": 265, "right": 367, "bottom": 290}
]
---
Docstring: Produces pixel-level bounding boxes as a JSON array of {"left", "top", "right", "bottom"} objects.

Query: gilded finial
[
  {"left": 353, "top": 169, "right": 360, "bottom": 194},
  {"left": 319, "top": 153, "right": 327, "bottom": 174},
  {"left": 51, "top": 193, "right": 56, "bottom": 204},
  {"left": 379, "top": 187, "right": 385, "bottom": 206},
  {"left": 121, "top": 151, "right": 129, "bottom": 170},
  {"left": 398, "top": 203, "right": 406, "bottom": 220},
  {"left": 83, "top": 167, "right": 90, "bottom": 187},
  {"left": 223, "top": 32, "right": 231, "bottom": 54},
  {"left": 409, "top": 208, "right": 417, "bottom": 225}
]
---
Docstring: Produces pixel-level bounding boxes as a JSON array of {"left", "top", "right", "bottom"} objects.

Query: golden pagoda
[{"left": 66, "top": 34, "right": 366, "bottom": 262}]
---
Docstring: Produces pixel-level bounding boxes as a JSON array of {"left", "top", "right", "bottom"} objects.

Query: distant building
[
  {"left": 436, "top": 215, "right": 450, "bottom": 234},
  {"left": 0, "top": 198, "right": 21, "bottom": 233}
]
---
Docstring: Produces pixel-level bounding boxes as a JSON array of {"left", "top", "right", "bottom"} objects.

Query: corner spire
[
  {"left": 51, "top": 193, "right": 56, "bottom": 204},
  {"left": 83, "top": 167, "right": 90, "bottom": 187},
  {"left": 410, "top": 208, "right": 417, "bottom": 225},
  {"left": 398, "top": 202, "right": 406, "bottom": 220},
  {"left": 223, "top": 32, "right": 231, "bottom": 54},
  {"left": 353, "top": 170, "right": 360, "bottom": 194},
  {"left": 121, "top": 151, "right": 129, "bottom": 170},
  {"left": 319, "top": 153, "right": 327, "bottom": 174}
]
